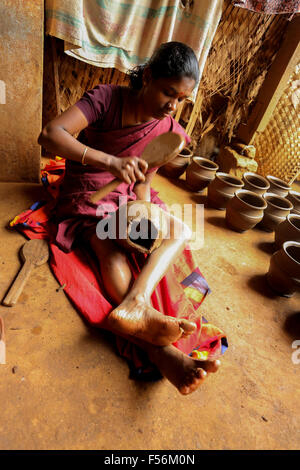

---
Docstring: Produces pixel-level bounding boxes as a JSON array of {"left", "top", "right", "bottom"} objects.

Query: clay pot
[
  {"left": 226, "top": 189, "right": 267, "bottom": 232},
  {"left": 207, "top": 172, "right": 244, "bottom": 210},
  {"left": 185, "top": 157, "right": 219, "bottom": 192},
  {"left": 160, "top": 147, "right": 192, "bottom": 179},
  {"left": 242, "top": 172, "right": 270, "bottom": 195},
  {"left": 115, "top": 201, "right": 168, "bottom": 254},
  {"left": 274, "top": 214, "right": 300, "bottom": 249},
  {"left": 266, "top": 241, "right": 300, "bottom": 297},
  {"left": 266, "top": 175, "right": 291, "bottom": 198},
  {"left": 286, "top": 190, "right": 300, "bottom": 216},
  {"left": 259, "top": 192, "right": 293, "bottom": 232}
]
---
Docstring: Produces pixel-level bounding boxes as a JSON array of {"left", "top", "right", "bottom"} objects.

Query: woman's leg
[
  {"left": 89, "top": 221, "right": 221, "bottom": 395},
  {"left": 90, "top": 213, "right": 196, "bottom": 346}
]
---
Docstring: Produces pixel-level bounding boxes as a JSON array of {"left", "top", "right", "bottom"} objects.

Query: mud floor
[{"left": 0, "top": 172, "right": 299, "bottom": 450}]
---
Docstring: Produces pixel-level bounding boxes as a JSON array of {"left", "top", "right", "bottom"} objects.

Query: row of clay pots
[
  {"left": 225, "top": 191, "right": 295, "bottom": 233},
  {"left": 224, "top": 192, "right": 300, "bottom": 297},
  {"left": 161, "top": 155, "right": 300, "bottom": 296}
]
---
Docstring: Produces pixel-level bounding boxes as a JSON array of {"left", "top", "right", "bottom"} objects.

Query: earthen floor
[{"left": 0, "top": 172, "right": 299, "bottom": 450}]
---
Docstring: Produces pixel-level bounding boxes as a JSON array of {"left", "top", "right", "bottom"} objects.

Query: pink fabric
[{"left": 233, "top": 0, "right": 300, "bottom": 13}]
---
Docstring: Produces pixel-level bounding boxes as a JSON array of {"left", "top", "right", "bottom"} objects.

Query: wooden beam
[
  {"left": 237, "top": 15, "right": 300, "bottom": 145},
  {"left": 51, "top": 36, "right": 61, "bottom": 115}
]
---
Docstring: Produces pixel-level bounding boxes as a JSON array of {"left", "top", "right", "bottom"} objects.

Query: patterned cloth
[
  {"left": 10, "top": 159, "right": 228, "bottom": 379},
  {"left": 234, "top": 0, "right": 300, "bottom": 13},
  {"left": 45, "top": 0, "right": 223, "bottom": 84}
]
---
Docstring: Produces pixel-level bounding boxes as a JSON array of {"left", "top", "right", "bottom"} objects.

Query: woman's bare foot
[
  {"left": 148, "top": 344, "right": 220, "bottom": 395},
  {"left": 104, "top": 294, "right": 197, "bottom": 346}
]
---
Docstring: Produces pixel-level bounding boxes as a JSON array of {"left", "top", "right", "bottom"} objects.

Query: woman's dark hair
[{"left": 129, "top": 41, "right": 199, "bottom": 90}]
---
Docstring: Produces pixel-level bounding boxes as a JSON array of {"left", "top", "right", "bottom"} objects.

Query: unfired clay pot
[
  {"left": 259, "top": 192, "right": 293, "bottom": 232},
  {"left": 207, "top": 172, "right": 244, "bottom": 210},
  {"left": 266, "top": 241, "right": 300, "bottom": 297},
  {"left": 226, "top": 189, "right": 267, "bottom": 232},
  {"left": 115, "top": 201, "right": 168, "bottom": 254},
  {"left": 160, "top": 147, "right": 192, "bottom": 179},
  {"left": 242, "top": 172, "right": 270, "bottom": 195},
  {"left": 185, "top": 157, "right": 219, "bottom": 192},
  {"left": 266, "top": 175, "right": 291, "bottom": 198},
  {"left": 286, "top": 190, "right": 300, "bottom": 216},
  {"left": 274, "top": 214, "right": 300, "bottom": 249}
]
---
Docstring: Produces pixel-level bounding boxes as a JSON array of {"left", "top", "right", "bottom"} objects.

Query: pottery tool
[
  {"left": 3, "top": 239, "right": 49, "bottom": 307},
  {"left": 0, "top": 316, "right": 5, "bottom": 364},
  {"left": 90, "top": 132, "right": 185, "bottom": 204}
]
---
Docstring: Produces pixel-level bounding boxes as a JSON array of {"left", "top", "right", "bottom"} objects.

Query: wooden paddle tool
[
  {"left": 90, "top": 132, "right": 185, "bottom": 204},
  {"left": 3, "top": 239, "right": 49, "bottom": 307}
]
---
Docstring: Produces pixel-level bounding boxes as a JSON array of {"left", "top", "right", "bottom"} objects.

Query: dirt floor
[{"left": 0, "top": 170, "right": 299, "bottom": 451}]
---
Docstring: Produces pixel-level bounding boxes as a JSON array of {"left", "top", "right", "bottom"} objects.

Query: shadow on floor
[
  {"left": 256, "top": 241, "right": 276, "bottom": 255},
  {"left": 206, "top": 215, "right": 228, "bottom": 230},
  {"left": 283, "top": 311, "right": 300, "bottom": 340},
  {"left": 247, "top": 273, "right": 278, "bottom": 299}
]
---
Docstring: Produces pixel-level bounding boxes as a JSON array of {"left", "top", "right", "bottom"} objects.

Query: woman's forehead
[{"left": 157, "top": 76, "right": 195, "bottom": 95}]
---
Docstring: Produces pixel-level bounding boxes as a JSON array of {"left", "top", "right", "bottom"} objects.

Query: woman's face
[{"left": 142, "top": 72, "right": 196, "bottom": 120}]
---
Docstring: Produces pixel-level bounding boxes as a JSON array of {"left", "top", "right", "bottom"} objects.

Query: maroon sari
[{"left": 55, "top": 84, "right": 190, "bottom": 252}]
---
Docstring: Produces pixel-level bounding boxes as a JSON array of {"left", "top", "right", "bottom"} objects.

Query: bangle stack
[{"left": 81, "top": 147, "right": 88, "bottom": 166}]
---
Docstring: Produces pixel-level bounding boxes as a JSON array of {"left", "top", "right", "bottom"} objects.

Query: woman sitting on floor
[{"left": 38, "top": 41, "right": 222, "bottom": 395}]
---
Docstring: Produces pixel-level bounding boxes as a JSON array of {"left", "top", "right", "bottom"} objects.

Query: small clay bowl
[
  {"left": 266, "top": 175, "right": 291, "bottom": 198},
  {"left": 242, "top": 172, "right": 270, "bottom": 195}
]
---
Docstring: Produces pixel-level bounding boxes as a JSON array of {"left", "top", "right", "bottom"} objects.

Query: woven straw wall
[
  {"left": 187, "top": 1, "right": 289, "bottom": 149},
  {"left": 254, "top": 64, "right": 300, "bottom": 184}
]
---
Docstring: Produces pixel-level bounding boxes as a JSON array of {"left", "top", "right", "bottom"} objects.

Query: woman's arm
[
  {"left": 133, "top": 169, "right": 158, "bottom": 201},
  {"left": 38, "top": 105, "right": 147, "bottom": 184}
]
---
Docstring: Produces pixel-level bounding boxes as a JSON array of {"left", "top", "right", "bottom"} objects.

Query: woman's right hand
[{"left": 108, "top": 155, "right": 148, "bottom": 185}]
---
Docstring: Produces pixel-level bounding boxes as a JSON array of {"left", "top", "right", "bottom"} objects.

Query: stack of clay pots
[
  {"left": 186, "top": 157, "right": 219, "bottom": 192},
  {"left": 160, "top": 147, "right": 193, "bottom": 179}
]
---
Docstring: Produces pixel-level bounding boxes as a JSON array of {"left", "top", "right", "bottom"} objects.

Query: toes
[
  {"left": 179, "top": 319, "right": 197, "bottom": 335},
  {"left": 195, "top": 359, "right": 221, "bottom": 374},
  {"left": 179, "top": 369, "right": 207, "bottom": 395}
]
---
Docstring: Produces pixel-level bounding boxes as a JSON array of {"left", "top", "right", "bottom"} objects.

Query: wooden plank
[
  {"left": 237, "top": 16, "right": 300, "bottom": 144},
  {"left": 51, "top": 37, "right": 61, "bottom": 116},
  {"left": 0, "top": 0, "right": 44, "bottom": 182}
]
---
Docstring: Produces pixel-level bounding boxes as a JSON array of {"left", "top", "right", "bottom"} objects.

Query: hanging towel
[{"left": 45, "top": 0, "right": 223, "bottom": 82}]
